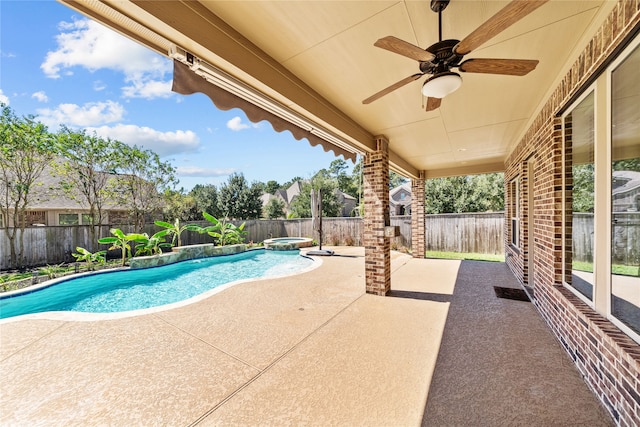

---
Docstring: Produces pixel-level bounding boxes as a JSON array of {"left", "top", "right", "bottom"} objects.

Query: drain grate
[{"left": 494, "top": 286, "right": 531, "bottom": 302}]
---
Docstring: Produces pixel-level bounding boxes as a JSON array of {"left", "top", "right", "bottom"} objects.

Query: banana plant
[
  {"left": 154, "top": 218, "right": 190, "bottom": 247},
  {"left": 189, "top": 212, "right": 247, "bottom": 246},
  {"left": 134, "top": 230, "right": 171, "bottom": 256},
  {"left": 98, "top": 228, "right": 148, "bottom": 266},
  {"left": 72, "top": 247, "right": 107, "bottom": 271}
]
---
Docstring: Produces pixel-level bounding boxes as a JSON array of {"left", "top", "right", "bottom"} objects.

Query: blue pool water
[{"left": 0, "top": 250, "right": 313, "bottom": 320}]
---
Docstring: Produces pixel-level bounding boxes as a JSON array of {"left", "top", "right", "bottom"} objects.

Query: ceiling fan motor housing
[
  {"left": 420, "top": 39, "right": 463, "bottom": 74},
  {"left": 430, "top": 0, "right": 450, "bottom": 13}
]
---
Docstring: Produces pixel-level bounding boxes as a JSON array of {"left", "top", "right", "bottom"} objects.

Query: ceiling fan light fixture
[{"left": 421, "top": 71, "right": 462, "bottom": 98}]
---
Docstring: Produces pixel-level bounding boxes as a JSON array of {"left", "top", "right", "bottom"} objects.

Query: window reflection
[
  {"left": 611, "top": 43, "right": 640, "bottom": 335},
  {"left": 565, "top": 92, "right": 595, "bottom": 300}
]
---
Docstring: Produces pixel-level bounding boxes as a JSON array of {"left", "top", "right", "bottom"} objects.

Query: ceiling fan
[{"left": 362, "top": 0, "right": 548, "bottom": 111}]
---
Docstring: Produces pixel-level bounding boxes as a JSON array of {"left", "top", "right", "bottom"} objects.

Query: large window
[
  {"left": 610, "top": 41, "right": 640, "bottom": 337},
  {"left": 59, "top": 213, "right": 79, "bottom": 225},
  {"left": 564, "top": 91, "right": 595, "bottom": 301}
]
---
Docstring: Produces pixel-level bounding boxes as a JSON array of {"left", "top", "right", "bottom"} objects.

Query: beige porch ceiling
[{"left": 60, "top": 0, "right": 615, "bottom": 179}]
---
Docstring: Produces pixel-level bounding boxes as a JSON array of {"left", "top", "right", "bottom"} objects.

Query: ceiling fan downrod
[{"left": 430, "top": 0, "right": 450, "bottom": 42}]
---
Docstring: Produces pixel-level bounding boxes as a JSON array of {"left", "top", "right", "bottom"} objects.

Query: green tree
[
  {"left": 189, "top": 184, "right": 220, "bottom": 219},
  {"left": 0, "top": 104, "right": 57, "bottom": 268},
  {"left": 424, "top": 173, "right": 504, "bottom": 214},
  {"left": 264, "top": 197, "right": 286, "bottom": 219},
  {"left": 263, "top": 180, "right": 281, "bottom": 194},
  {"left": 389, "top": 171, "right": 408, "bottom": 190},
  {"left": 289, "top": 173, "right": 340, "bottom": 218},
  {"left": 613, "top": 158, "right": 640, "bottom": 172},
  {"left": 572, "top": 164, "right": 594, "bottom": 212},
  {"left": 55, "top": 127, "right": 120, "bottom": 242},
  {"left": 329, "top": 159, "right": 357, "bottom": 199},
  {"left": 217, "top": 173, "right": 263, "bottom": 219},
  {"left": 112, "top": 144, "right": 177, "bottom": 231},
  {"left": 162, "top": 188, "right": 199, "bottom": 221}
]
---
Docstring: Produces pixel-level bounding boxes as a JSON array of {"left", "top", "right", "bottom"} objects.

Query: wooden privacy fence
[
  {"left": 1, "top": 213, "right": 505, "bottom": 269},
  {"left": 573, "top": 212, "right": 640, "bottom": 266},
  {"left": 424, "top": 213, "right": 505, "bottom": 254}
]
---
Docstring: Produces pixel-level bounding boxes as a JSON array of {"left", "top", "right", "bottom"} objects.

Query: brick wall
[
  {"left": 504, "top": 1, "right": 640, "bottom": 425},
  {"left": 363, "top": 136, "right": 390, "bottom": 295},
  {"left": 411, "top": 176, "right": 426, "bottom": 258}
]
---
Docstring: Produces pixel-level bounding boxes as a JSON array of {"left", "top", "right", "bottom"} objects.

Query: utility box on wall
[{"left": 384, "top": 226, "right": 400, "bottom": 238}]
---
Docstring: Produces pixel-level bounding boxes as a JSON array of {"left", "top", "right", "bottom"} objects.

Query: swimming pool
[{"left": 0, "top": 250, "right": 315, "bottom": 321}]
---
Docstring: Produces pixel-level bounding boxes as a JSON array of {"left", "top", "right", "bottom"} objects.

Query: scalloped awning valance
[{"left": 171, "top": 60, "right": 357, "bottom": 162}]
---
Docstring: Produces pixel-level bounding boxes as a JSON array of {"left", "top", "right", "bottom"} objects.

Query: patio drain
[{"left": 493, "top": 286, "right": 530, "bottom": 302}]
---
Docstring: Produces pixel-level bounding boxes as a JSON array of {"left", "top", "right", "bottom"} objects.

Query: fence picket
[{"left": 0, "top": 213, "right": 517, "bottom": 269}]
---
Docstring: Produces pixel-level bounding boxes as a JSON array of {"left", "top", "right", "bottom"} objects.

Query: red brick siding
[
  {"left": 504, "top": 1, "right": 640, "bottom": 425},
  {"left": 363, "top": 136, "right": 390, "bottom": 295},
  {"left": 411, "top": 177, "right": 426, "bottom": 258}
]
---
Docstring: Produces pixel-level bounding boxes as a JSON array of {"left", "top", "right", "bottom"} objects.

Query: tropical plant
[
  {"left": 0, "top": 274, "right": 19, "bottom": 292},
  {"left": 190, "top": 212, "right": 247, "bottom": 246},
  {"left": 133, "top": 230, "right": 171, "bottom": 257},
  {"left": 39, "top": 263, "right": 67, "bottom": 279},
  {"left": 98, "top": 228, "right": 148, "bottom": 266},
  {"left": 154, "top": 218, "right": 190, "bottom": 247},
  {"left": 72, "top": 247, "right": 107, "bottom": 271}
]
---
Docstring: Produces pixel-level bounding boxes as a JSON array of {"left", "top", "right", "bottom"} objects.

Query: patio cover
[{"left": 172, "top": 60, "right": 357, "bottom": 162}]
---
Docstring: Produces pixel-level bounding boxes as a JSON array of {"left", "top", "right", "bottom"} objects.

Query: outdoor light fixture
[{"left": 421, "top": 71, "right": 462, "bottom": 98}]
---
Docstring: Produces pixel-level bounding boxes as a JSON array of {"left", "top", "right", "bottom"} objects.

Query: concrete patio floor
[{"left": 0, "top": 247, "right": 613, "bottom": 426}]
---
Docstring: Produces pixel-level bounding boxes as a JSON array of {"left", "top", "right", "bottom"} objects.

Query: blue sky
[{"left": 0, "top": 0, "right": 353, "bottom": 190}]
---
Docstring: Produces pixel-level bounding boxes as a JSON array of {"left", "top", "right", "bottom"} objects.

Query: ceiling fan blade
[
  {"left": 454, "top": 0, "right": 549, "bottom": 55},
  {"left": 374, "top": 36, "right": 435, "bottom": 62},
  {"left": 459, "top": 58, "right": 539, "bottom": 76},
  {"left": 363, "top": 73, "right": 424, "bottom": 104},
  {"left": 425, "top": 97, "right": 441, "bottom": 112}
]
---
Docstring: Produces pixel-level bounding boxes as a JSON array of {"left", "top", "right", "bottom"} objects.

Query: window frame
[
  {"left": 562, "top": 86, "right": 597, "bottom": 307},
  {"left": 606, "top": 35, "right": 640, "bottom": 343}
]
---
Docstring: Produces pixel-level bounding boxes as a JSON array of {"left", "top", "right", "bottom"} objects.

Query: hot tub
[{"left": 263, "top": 237, "right": 313, "bottom": 251}]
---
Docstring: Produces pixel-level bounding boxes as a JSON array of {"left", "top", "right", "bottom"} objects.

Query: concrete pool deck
[{"left": 0, "top": 247, "right": 612, "bottom": 425}]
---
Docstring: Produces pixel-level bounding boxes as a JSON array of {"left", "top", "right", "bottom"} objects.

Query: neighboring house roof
[
  {"left": 261, "top": 180, "right": 356, "bottom": 216},
  {"left": 389, "top": 183, "right": 412, "bottom": 207},
  {"left": 612, "top": 170, "right": 640, "bottom": 211},
  {"left": 612, "top": 170, "right": 640, "bottom": 194},
  {"left": 20, "top": 162, "right": 128, "bottom": 211},
  {"left": 286, "top": 181, "right": 302, "bottom": 205}
]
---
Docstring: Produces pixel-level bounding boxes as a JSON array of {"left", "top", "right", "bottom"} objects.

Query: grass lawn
[
  {"left": 573, "top": 261, "right": 640, "bottom": 277},
  {"left": 426, "top": 251, "right": 505, "bottom": 262}
]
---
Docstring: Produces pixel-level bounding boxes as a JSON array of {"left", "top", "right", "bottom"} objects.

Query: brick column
[
  {"left": 411, "top": 173, "right": 426, "bottom": 258},
  {"left": 363, "top": 136, "right": 390, "bottom": 295}
]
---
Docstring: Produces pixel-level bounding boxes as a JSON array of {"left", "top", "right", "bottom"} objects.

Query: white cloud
[
  {"left": 227, "top": 116, "right": 259, "bottom": 131},
  {"left": 176, "top": 166, "right": 235, "bottom": 177},
  {"left": 0, "top": 89, "right": 9, "bottom": 105},
  {"left": 37, "top": 100, "right": 125, "bottom": 128},
  {"left": 93, "top": 80, "right": 106, "bottom": 91},
  {"left": 31, "top": 91, "right": 49, "bottom": 103},
  {"left": 87, "top": 124, "right": 200, "bottom": 157},
  {"left": 41, "top": 18, "right": 172, "bottom": 99},
  {"left": 122, "top": 79, "right": 172, "bottom": 99}
]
